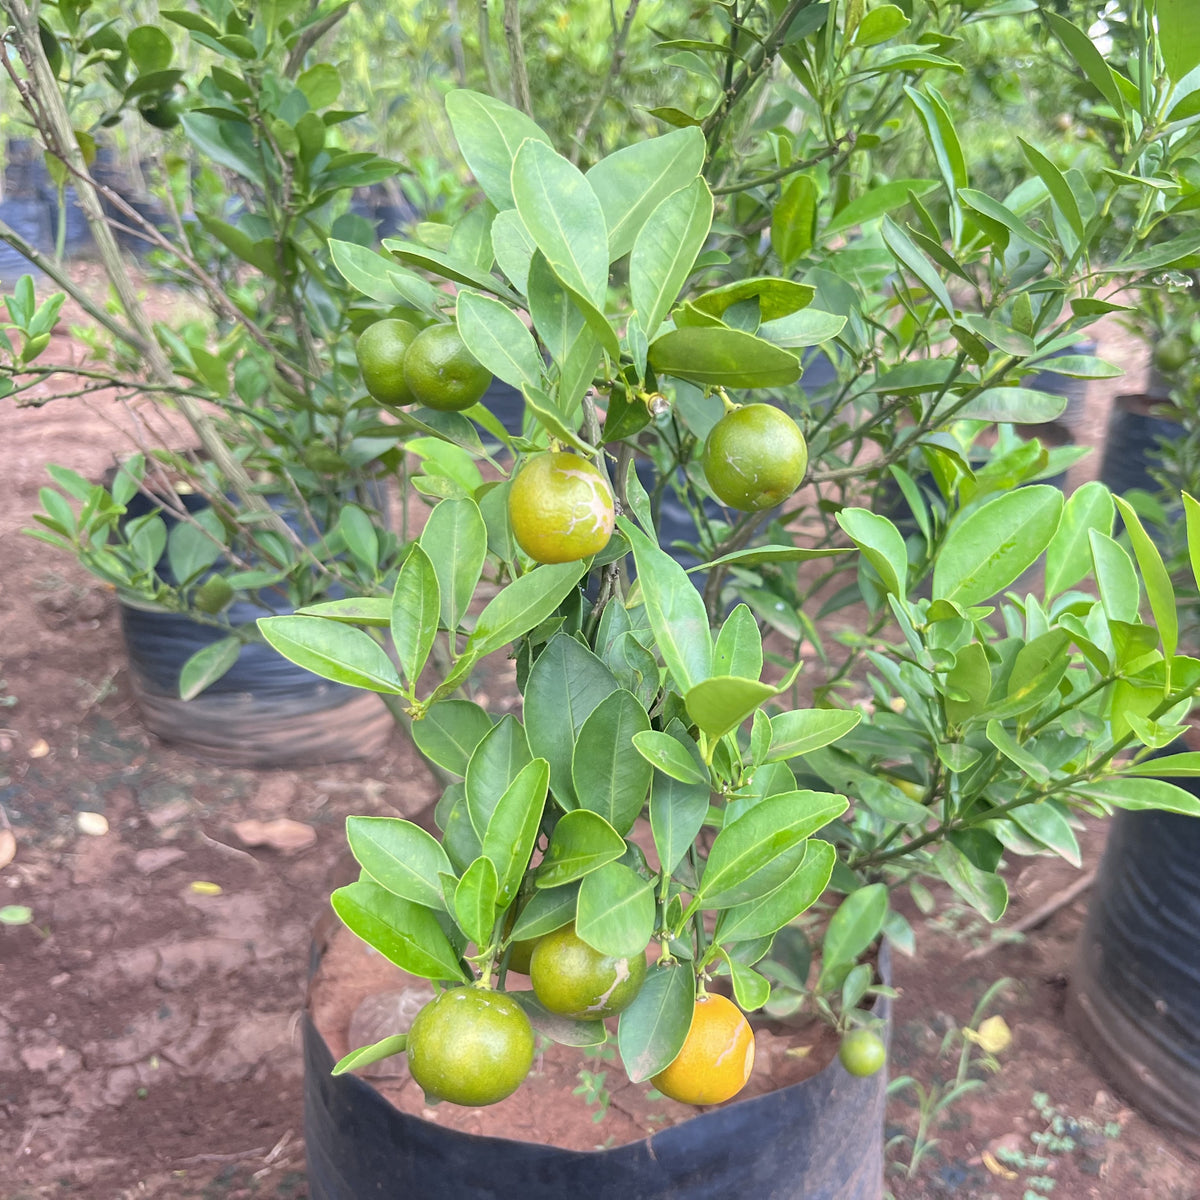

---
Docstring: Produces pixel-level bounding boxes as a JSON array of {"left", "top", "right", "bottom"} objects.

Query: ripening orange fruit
[{"left": 651, "top": 992, "right": 755, "bottom": 1105}]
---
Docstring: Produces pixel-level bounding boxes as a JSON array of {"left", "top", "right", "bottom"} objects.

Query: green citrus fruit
[
  {"left": 838, "top": 1027, "right": 887, "bottom": 1077},
  {"left": 403, "top": 323, "right": 492, "bottom": 412},
  {"left": 701, "top": 403, "right": 808, "bottom": 511},
  {"left": 1153, "top": 334, "right": 1190, "bottom": 375},
  {"left": 529, "top": 923, "right": 646, "bottom": 1020},
  {"left": 139, "top": 92, "right": 183, "bottom": 130},
  {"left": 406, "top": 986, "right": 535, "bottom": 1106},
  {"left": 508, "top": 452, "right": 615, "bottom": 564},
  {"left": 651, "top": 993, "right": 756, "bottom": 1105},
  {"left": 356, "top": 318, "right": 420, "bottom": 409}
]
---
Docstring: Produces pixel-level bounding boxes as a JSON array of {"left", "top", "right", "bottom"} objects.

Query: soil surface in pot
[
  {"left": 3, "top": 275, "right": 1199, "bottom": 1197},
  {"left": 308, "top": 921, "right": 842, "bottom": 1150}
]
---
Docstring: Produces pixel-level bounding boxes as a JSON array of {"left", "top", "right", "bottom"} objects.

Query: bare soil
[{"left": 1, "top": 287, "right": 1197, "bottom": 1199}]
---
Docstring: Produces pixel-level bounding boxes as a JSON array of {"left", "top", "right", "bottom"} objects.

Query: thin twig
[{"left": 502, "top": 0, "right": 533, "bottom": 116}]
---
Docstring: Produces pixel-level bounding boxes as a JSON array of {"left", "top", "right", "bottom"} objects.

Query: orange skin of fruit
[
  {"left": 508, "top": 452, "right": 615, "bottom": 564},
  {"left": 651, "top": 993, "right": 756, "bottom": 1105}
]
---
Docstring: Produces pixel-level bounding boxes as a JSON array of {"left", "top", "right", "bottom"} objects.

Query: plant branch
[
  {"left": 571, "top": 0, "right": 640, "bottom": 164},
  {"left": 502, "top": 0, "right": 533, "bottom": 117}
]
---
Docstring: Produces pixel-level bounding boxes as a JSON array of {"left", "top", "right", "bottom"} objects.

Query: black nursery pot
[
  {"left": 116, "top": 481, "right": 392, "bottom": 768},
  {"left": 1068, "top": 781, "right": 1200, "bottom": 1137},
  {"left": 303, "top": 945, "right": 891, "bottom": 1200},
  {"left": 1098, "top": 394, "right": 1182, "bottom": 497}
]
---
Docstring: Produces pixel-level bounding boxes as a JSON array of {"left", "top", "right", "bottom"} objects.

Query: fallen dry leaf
[
  {"left": 28, "top": 739, "right": 50, "bottom": 759},
  {"left": 232, "top": 817, "right": 317, "bottom": 855},
  {"left": 190, "top": 880, "right": 223, "bottom": 895},
  {"left": 0, "top": 828, "right": 16, "bottom": 870}
]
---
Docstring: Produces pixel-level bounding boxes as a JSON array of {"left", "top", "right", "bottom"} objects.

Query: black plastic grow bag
[
  {"left": 303, "top": 945, "right": 890, "bottom": 1200},
  {"left": 1069, "top": 803, "right": 1200, "bottom": 1136},
  {"left": 1098, "top": 395, "right": 1181, "bottom": 497}
]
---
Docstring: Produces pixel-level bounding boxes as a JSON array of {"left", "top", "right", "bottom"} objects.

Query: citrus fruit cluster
[
  {"left": 508, "top": 452, "right": 615, "bottom": 564},
  {"left": 701, "top": 402, "right": 808, "bottom": 512},
  {"left": 356, "top": 318, "right": 492, "bottom": 412}
]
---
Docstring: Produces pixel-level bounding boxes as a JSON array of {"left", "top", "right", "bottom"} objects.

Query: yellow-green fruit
[
  {"left": 403, "top": 323, "right": 492, "bottom": 412},
  {"left": 701, "top": 403, "right": 808, "bottom": 512},
  {"left": 356, "top": 318, "right": 420, "bottom": 408},
  {"left": 529, "top": 923, "right": 646, "bottom": 1020},
  {"left": 406, "top": 986, "right": 535, "bottom": 1106},
  {"left": 838, "top": 1028, "right": 887, "bottom": 1077},
  {"left": 508, "top": 452, "right": 615, "bottom": 564},
  {"left": 1153, "top": 334, "right": 1190, "bottom": 375}
]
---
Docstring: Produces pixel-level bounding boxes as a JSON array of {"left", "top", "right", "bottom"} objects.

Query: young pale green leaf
[
  {"left": 880, "top": 216, "right": 956, "bottom": 317},
  {"left": 698, "top": 791, "right": 848, "bottom": 909},
  {"left": 491, "top": 207, "right": 536, "bottom": 292},
  {"left": 1070, "top": 777, "right": 1200, "bottom": 817},
  {"left": 647, "top": 327, "right": 802, "bottom": 389},
  {"left": 331, "top": 880, "right": 469, "bottom": 982},
  {"left": 837, "top": 507, "right": 908, "bottom": 597},
  {"left": 391, "top": 544, "right": 439, "bottom": 687},
  {"left": 481, "top": 757, "right": 550, "bottom": 906},
  {"left": 630, "top": 178, "right": 713, "bottom": 340},
  {"left": 684, "top": 676, "right": 778, "bottom": 741},
  {"left": 765, "top": 709, "right": 862, "bottom": 762},
  {"left": 622, "top": 518, "right": 712, "bottom": 692},
  {"left": 772, "top": 173, "right": 817, "bottom": 269},
  {"left": 513, "top": 139, "right": 608, "bottom": 305},
  {"left": 1089, "top": 530, "right": 1140, "bottom": 625},
  {"left": 633, "top": 729, "right": 708, "bottom": 784},
  {"left": 258, "top": 616, "right": 405, "bottom": 694},
  {"left": 509, "top": 881, "right": 579, "bottom": 940},
  {"left": 419, "top": 497, "right": 487, "bottom": 633},
  {"left": 855, "top": 3, "right": 909, "bottom": 46},
  {"left": 985, "top": 720, "right": 1050, "bottom": 784},
  {"left": 1114, "top": 496, "right": 1178, "bottom": 670},
  {"left": 821, "top": 882, "right": 888, "bottom": 976},
  {"left": 1157, "top": 0, "right": 1200, "bottom": 83},
  {"left": 445, "top": 89, "right": 553, "bottom": 209},
  {"left": 586, "top": 126, "right": 706, "bottom": 261},
  {"left": 465, "top": 715, "right": 532, "bottom": 838},
  {"left": 932, "top": 487, "right": 1063, "bottom": 607},
  {"left": 1008, "top": 800, "right": 1081, "bottom": 868},
  {"left": 715, "top": 839, "right": 836, "bottom": 943},
  {"left": 331, "top": 1035, "right": 408, "bottom": 1076},
  {"left": 725, "top": 959, "right": 771, "bottom": 1012},
  {"left": 576, "top": 862, "right": 655, "bottom": 958},
  {"left": 618, "top": 961, "right": 695, "bottom": 1082},
  {"left": 758, "top": 307, "right": 846, "bottom": 348},
  {"left": 536, "top": 809, "right": 626, "bottom": 889},
  {"left": 411, "top": 700, "right": 494, "bottom": 776},
  {"left": 1125, "top": 752, "right": 1200, "bottom": 777},
  {"left": 525, "top": 634, "right": 619, "bottom": 807},
  {"left": 691, "top": 278, "right": 816, "bottom": 323},
  {"left": 823, "top": 179, "right": 939, "bottom": 237},
  {"left": 1019, "top": 138, "right": 1084, "bottom": 240},
  {"left": 1044, "top": 481, "right": 1114, "bottom": 600},
  {"left": 572, "top": 690, "right": 653, "bottom": 835},
  {"left": 178, "top": 637, "right": 241, "bottom": 702},
  {"left": 713, "top": 604, "right": 764, "bottom": 681},
  {"left": 933, "top": 842, "right": 1008, "bottom": 921},
  {"left": 467, "top": 561, "right": 587, "bottom": 660},
  {"left": 456, "top": 290, "right": 545, "bottom": 392},
  {"left": 346, "top": 815, "right": 454, "bottom": 912},
  {"left": 454, "top": 856, "right": 499, "bottom": 948}
]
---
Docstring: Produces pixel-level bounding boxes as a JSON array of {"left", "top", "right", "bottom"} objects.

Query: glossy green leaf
[
  {"left": 525, "top": 634, "right": 619, "bottom": 808},
  {"left": 1089, "top": 530, "right": 1140, "bottom": 625},
  {"left": 331, "top": 1035, "right": 408, "bottom": 1076},
  {"left": 347, "top": 816, "right": 454, "bottom": 912},
  {"left": 576, "top": 862, "right": 655, "bottom": 957},
  {"left": 716, "top": 839, "right": 835, "bottom": 943},
  {"left": 880, "top": 216, "right": 956, "bottom": 317},
  {"left": 456, "top": 290, "right": 545, "bottom": 392},
  {"left": 411, "top": 700, "right": 493, "bottom": 776},
  {"left": 618, "top": 961, "right": 695, "bottom": 1082},
  {"left": 1114, "top": 496, "right": 1177, "bottom": 670},
  {"left": 985, "top": 720, "right": 1050, "bottom": 784},
  {"left": 391, "top": 544, "right": 439, "bottom": 687},
  {"left": 454, "top": 856, "right": 499, "bottom": 947},
  {"left": 837, "top": 507, "right": 908, "bottom": 597},
  {"left": 647, "top": 328, "right": 802, "bottom": 389},
  {"left": 1126, "top": 752, "right": 1200, "bottom": 777},
  {"left": 1071, "top": 777, "right": 1200, "bottom": 817},
  {"left": 698, "top": 791, "right": 848, "bottom": 908},
  {"left": 649, "top": 753, "right": 711, "bottom": 876},
  {"left": 821, "top": 882, "right": 887, "bottom": 975},
  {"left": 765, "top": 709, "right": 862, "bottom": 762},
  {"left": 330, "top": 239, "right": 434, "bottom": 308},
  {"left": 510, "top": 993, "right": 607, "bottom": 1047},
  {"left": 958, "top": 189, "right": 1054, "bottom": 255},
  {"left": 466, "top": 561, "right": 587, "bottom": 659},
  {"left": 509, "top": 882, "right": 579, "bottom": 939},
  {"left": 466, "top": 715, "right": 533, "bottom": 838},
  {"left": 855, "top": 4, "right": 909, "bottom": 45},
  {"left": 630, "top": 178, "right": 713, "bottom": 339},
  {"left": 179, "top": 637, "right": 240, "bottom": 701},
  {"left": 633, "top": 728, "right": 708, "bottom": 784},
  {"left": 1044, "top": 481, "right": 1114, "bottom": 600},
  {"left": 1008, "top": 800, "right": 1081, "bottom": 867},
  {"left": 933, "top": 843, "right": 1008, "bottom": 921},
  {"left": 536, "top": 809, "right": 626, "bottom": 889},
  {"left": 491, "top": 208, "right": 536, "bottom": 292},
  {"left": 258, "top": 615, "right": 405, "bottom": 694},
  {"left": 824, "top": 179, "right": 939, "bottom": 236},
  {"left": 419, "top": 497, "right": 487, "bottom": 632},
  {"left": 332, "top": 880, "right": 468, "bottom": 982},
  {"left": 932, "top": 487, "right": 1063, "bottom": 606},
  {"left": 1044, "top": 12, "right": 1124, "bottom": 117},
  {"left": 622, "top": 519, "right": 712, "bottom": 692},
  {"left": 1158, "top": 0, "right": 1200, "bottom": 83},
  {"left": 956, "top": 387, "right": 1067, "bottom": 423},
  {"left": 1019, "top": 138, "right": 1083, "bottom": 239},
  {"left": 772, "top": 173, "right": 817, "bottom": 268},
  {"left": 692, "top": 278, "right": 816, "bottom": 323},
  {"left": 445, "top": 89, "right": 553, "bottom": 209},
  {"left": 481, "top": 757, "right": 550, "bottom": 906},
  {"left": 685, "top": 676, "right": 778, "bottom": 741},
  {"left": 572, "top": 690, "right": 653, "bottom": 835},
  {"left": 758, "top": 307, "right": 846, "bottom": 348},
  {"left": 713, "top": 604, "right": 764, "bottom": 681}
]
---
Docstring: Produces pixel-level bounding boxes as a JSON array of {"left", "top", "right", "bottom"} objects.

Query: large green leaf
[
  {"left": 1044, "top": 481, "right": 1114, "bottom": 600},
  {"left": 821, "top": 882, "right": 887, "bottom": 975},
  {"left": 179, "top": 637, "right": 240, "bottom": 701},
  {"left": 1089, "top": 530, "right": 1140, "bottom": 625},
  {"left": 630, "top": 178, "right": 713, "bottom": 339},
  {"left": 346, "top": 816, "right": 453, "bottom": 912},
  {"left": 445, "top": 89, "right": 553, "bottom": 209},
  {"left": 257, "top": 615, "right": 405, "bottom": 694},
  {"left": 691, "top": 278, "right": 817, "bottom": 324},
  {"left": 771, "top": 173, "right": 817, "bottom": 268},
  {"left": 1114, "top": 496, "right": 1178, "bottom": 670},
  {"left": 1157, "top": 0, "right": 1200, "bottom": 83},
  {"left": 633, "top": 728, "right": 708, "bottom": 784},
  {"left": 715, "top": 839, "right": 836, "bottom": 943},
  {"left": 465, "top": 714, "right": 533, "bottom": 838},
  {"left": 933, "top": 842, "right": 1008, "bottom": 921},
  {"left": 456, "top": 290, "right": 545, "bottom": 392},
  {"left": 647, "top": 327, "right": 802, "bottom": 388},
  {"left": 481, "top": 757, "right": 550, "bottom": 905},
  {"left": 649, "top": 754, "right": 711, "bottom": 876},
  {"left": 329, "top": 238, "right": 439, "bottom": 310},
  {"left": 331, "top": 880, "right": 468, "bottom": 982},
  {"left": 419, "top": 497, "right": 487, "bottom": 632},
  {"left": 411, "top": 700, "right": 493, "bottom": 776},
  {"left": 1071, "top": 777, "right": 1200, "bottom": 817},
  {"left": 765, "top": 709, "right": 862, "bottom": 762},
  {"left": 618, "top": 961, "right": 695, "bottom": 1082},
  {"left": 491, "top": 208, "right": 536, "bottom": 292},
  {"left": 586, "top": 126, "right": 706, "bottom": 260},
  {"left": 572, "top": 690, "right": 653, "bottom": 835},
  {"left": 536, "top": 809, "right": 626, "bottom": 889},
  {"left": 576, "top": 862, "right": 655, "bottom": 957},
  {"left": 837, "top": 507, "right": 908, "bottom": 597},
  {"left": 956, "top": 388, "right": 1067, "bottom": 423},
  {"left": 684, "top": 676, "right": 777, "bottom": 741},
  {"left": 823, "top": 179, "right": 939, "bottom": 236},
  {"left": 391, "top": 544, "right": 439, "bottom": 687},
  {"left": 454, "top": 856, "right": 499, "bottom": 948},
  {"left": 932, "top": 487, "right": 1063, "bottom": 606},
  {"left": 713, "top": 604, "right": 764, "bottom": 681},
  {"left": 466, "top": 561, "right": 587, "bottom": 660}
]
